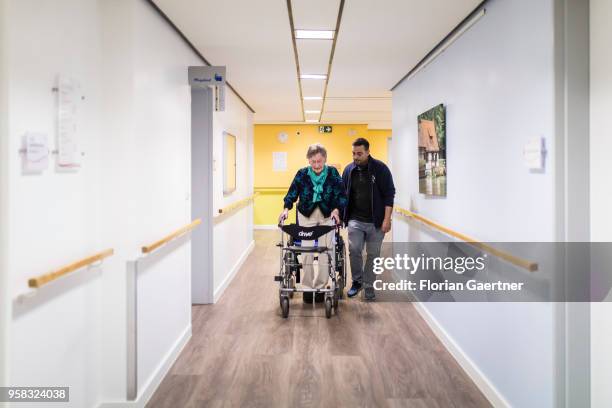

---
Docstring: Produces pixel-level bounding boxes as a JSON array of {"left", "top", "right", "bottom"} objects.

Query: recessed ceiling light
[
  {"left": 305, "top": 110, "right": 321, "bottom": 114},
  {"left": 295, "top": 30, "right": 334, "bottom": 40},
  {"left": 305, "top": 119, "right": 319, "bottom": 123},
  {"left": 300, "top": 74, "right": 327, "bottom": 80},
  {"left": 303, "top": 96, "right": 323, "bottom": 100}
]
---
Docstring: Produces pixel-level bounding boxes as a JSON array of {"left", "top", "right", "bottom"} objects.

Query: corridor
[
  {"left": 147, "top": 231, "right": 489, "bottom": 408},
  {"left": 1, "top": 0, "right": 610, "bottom": 407}
]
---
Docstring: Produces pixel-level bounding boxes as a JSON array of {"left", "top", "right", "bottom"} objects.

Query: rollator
[{"left": 275, "top": 219, "right": 347, "bottom": 318}]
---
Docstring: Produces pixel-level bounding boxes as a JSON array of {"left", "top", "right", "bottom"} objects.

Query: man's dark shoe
[
  {"left": 303, "top": 291, "right": 313, "bottom": 303},
  {"left": 347, "top": 282, "right": 362, "bottom": 298},
  {"left": 314, "top": 292, "right": 325, "bottom": 303},
  {"left": 364, "top": 286, "right": 376, "bottom": 301}
]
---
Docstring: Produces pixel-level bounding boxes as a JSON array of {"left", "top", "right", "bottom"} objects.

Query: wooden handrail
[
  {"left": 28, "top": 249, "right": 115, "bottom": 288},
  {"left": 253, "top": 187, "right": 286, "bottom": 195},
  {"left": 394, "top": 207, "right": 538, "bottom": 272},
  {"left": 215, "top": 193, "right": 259, "bottom": 217},
  {"left": 141, "top": 219, "right": 201, "bottom": 254}
]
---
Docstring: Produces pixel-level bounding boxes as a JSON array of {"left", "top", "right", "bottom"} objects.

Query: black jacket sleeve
[
  {"left": 342, "top": 165, "right": 350, "bottom": 193},
  {"left": 283, "top": 171, "right": 301, "bottom": 209},
  {"left": 378, "top": 162, "right": 395, "bottom": 207},
  {"left": 330, "top": 167, "right": 347, "bottom": 210}
]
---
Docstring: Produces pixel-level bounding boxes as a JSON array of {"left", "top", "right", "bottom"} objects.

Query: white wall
[
  {"left": 97, "top": 0, "right": 135, "bottom": 399},
  {"left": 131, "top": 1, "right": 196, "bottom": 394},
  {"left": 2, "top": 0, "right": 254, "bottom": 406},
  {"left": 0, "top": 0, "right": 10, "bottom": 399},
  {"left": 590, "top": 0, "right": 612, "bottom": 405},
  {"left": 7, "top": 1, "right": 103, "bottom": 407},
  {"left": 590, "top": 6, "right": 612, "bottom": 238},
  {"left": 392, "top": 0, "right": 557, "bottom": 406},
  {"left": 97, "top": 0, "right": 197, "bottom": 401},
  {"left": 212, "top": 87, "right": 254, "bottom": 301}
]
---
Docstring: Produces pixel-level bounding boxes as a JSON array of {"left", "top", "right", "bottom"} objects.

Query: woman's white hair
[{"left": 306, "top": 143, "right": 327, "bottom": 159}]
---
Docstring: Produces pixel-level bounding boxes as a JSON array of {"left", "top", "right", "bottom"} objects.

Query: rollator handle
[
  {"left": 278, "top": 214, "right": 287, "bottom": 228},
  {"left": 333, "top": 218, "right": 343, "bottom": 230}
]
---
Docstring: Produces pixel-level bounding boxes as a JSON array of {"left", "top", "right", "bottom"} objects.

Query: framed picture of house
[
  {"left": 223, "top": 131, "right": 237, "bottom": 195},
  {"left": 418, "top": 104, "right": 446, "bottom": 196}
]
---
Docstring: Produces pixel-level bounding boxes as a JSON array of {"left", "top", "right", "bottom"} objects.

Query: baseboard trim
[
  {"left": 412, "top": 302, "right": 510, "bottom": 408},
  {"left": 213, "top": 240, "right": 255, "bottom": 303},
  {"left": 254, "top": 224, "right": 277, "bottom": 230},
  {"left": 98, "top": 324, "right": 192, "bottom": 408}
]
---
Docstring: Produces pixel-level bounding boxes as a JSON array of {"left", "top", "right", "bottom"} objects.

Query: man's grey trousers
[{"left": 347, "top": 219, "right": 385, "bottom": 288}]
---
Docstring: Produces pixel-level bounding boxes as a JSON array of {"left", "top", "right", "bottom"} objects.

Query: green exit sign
[{"left": 318, "top": 125, "right": 333, "bottom": 133}]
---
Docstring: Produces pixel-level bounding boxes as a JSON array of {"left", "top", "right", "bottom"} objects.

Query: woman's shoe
[
  {"left": 314, "top": 292, "right": 325, "bottom": 303},
  {"left": 303, "top": 292, "right": 313, "bottom": 303}
]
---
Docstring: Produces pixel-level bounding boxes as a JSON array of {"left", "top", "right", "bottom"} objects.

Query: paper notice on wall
[
  {"left": 273, "top": 152, "right": 287, "bottom": 172},
  {"left": 22, "top": 132, "right": 50, "bottom": 173},
  {"left": 57, "top": 76, "right": 81, "bottom": 170},
  {"left": 523, "top": 137, "right": 545, "bottom": 170}
]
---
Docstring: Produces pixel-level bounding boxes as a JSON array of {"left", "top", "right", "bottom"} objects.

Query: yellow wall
[{"left": 254, "top": 124, "right": 391, "bottom": 226}]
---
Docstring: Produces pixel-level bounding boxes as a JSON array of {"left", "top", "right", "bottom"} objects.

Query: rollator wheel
[
  {"left": 325, "top": 297, "right": 332, "bottom": 319},
  {"left": 281, "top": 296, "right": 290, "bottom": 318},
  {"left": 288, "top": 276, "right": 295, "bottom": 299},
  {"left": 337, "top": 264, "right": 346, "bottom": 300},
  {"left": 335, "top": 274, "right": 344, "bottom": 299}
]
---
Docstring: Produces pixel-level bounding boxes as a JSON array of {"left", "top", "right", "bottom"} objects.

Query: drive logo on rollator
[{"left": 298, "top": 231, "right": 314, "bottom": 238}]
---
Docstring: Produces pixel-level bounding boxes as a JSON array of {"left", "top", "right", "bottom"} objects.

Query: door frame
[
  {"left": 553, "top": 0, "right": 591, "bottom": 405},
  {"left": 190, "top": 85, "right": 214, "bottom": 304}
]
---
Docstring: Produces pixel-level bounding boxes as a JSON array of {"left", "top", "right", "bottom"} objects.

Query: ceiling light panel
[
  {"left": 296, "top": 39, "right": 333, "bottom": 77},
  {"left": 300, "top": 74, "right": 327, "bottom": 80},
  {"left": 292, "top": 0, "right": 341, "bottom": 30},
  {"left": 295, "top": 30, "right": 334, "bottom": 39}
]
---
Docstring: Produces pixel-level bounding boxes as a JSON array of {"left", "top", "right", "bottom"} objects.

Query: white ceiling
[
  {"left": 292, "top": 0, "right": 340, "bottom": 30},
  {"left": 152, "top": 0, "right": 482, "bottom": 129}
]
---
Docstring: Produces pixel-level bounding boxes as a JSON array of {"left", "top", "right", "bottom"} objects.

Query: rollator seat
[
  {"left": 283, "top": 246, "right": 329, "bottom": 253},
  {"left": 279, "top": 224, "right": 336, "bottom": 241}
]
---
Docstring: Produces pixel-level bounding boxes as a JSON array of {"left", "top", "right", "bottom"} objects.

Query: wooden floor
[{"left": 147, "top": 230, "right": 491, "bottom": 408}]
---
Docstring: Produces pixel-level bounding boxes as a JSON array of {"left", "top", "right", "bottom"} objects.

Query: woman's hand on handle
[
  {"left": 331, "top": 209, "right": 341, "bottom": 226},
  {"left": 278, "top": 208, "right": 289, "bottom": 225}
]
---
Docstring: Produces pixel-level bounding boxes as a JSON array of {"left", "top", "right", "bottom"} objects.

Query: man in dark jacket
[{"left": 342, "top": 138, "right": 395, "bottom": 301}]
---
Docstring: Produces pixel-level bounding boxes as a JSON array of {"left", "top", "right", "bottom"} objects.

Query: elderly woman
[{"left": 279, "top": 143, "right": 347, "bottom": 303}]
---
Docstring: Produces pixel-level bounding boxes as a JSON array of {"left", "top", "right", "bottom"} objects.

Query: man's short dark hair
[{"left": 352, "top": 137, "right": 370, "bottom": 150}]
